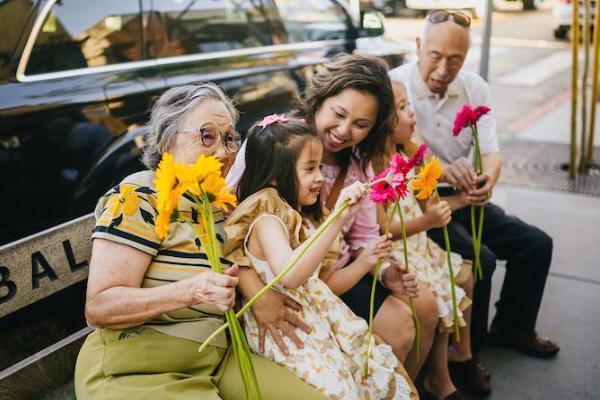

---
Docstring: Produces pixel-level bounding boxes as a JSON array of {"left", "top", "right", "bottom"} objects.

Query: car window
[
  {"left": 25, "top": 0, "right": 142, "bottom": 75},
  {"left": 275, "top": 0, "right": 348, "bottom": 42},
  {"left": 145, "top": 0, "right": 276, "bottom": 58}
]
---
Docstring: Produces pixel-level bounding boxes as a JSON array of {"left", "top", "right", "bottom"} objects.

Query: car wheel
[
  {"left": 523, "top": 0, "right": 537, "bottom": 10},
  {"left": 554, "top": 26, "right": 568, "bottom": 40}
]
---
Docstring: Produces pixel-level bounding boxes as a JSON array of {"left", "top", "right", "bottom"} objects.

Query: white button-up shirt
[{"left": 389, "top": 61, "right": 499, "bottom": 165}]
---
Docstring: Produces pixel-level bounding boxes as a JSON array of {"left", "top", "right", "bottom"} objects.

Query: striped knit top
[{"left": 92, "top": 170, "right": 231, "bottom": 347}]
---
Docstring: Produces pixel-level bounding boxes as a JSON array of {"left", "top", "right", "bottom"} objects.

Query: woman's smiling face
[{"left": 313, "top": 88, "right": 378, "bottom": 159}]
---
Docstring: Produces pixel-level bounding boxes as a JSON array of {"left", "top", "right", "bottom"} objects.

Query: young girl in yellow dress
[
  {"left": 223, "top": 115, "right": 418, "bottom": 399},
  {"left": 373, "top": 82, "right": 477, "bottom": 400}
]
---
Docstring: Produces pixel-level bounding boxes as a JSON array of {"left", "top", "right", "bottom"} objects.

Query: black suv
[{"left": 0, "top": 0, "right": 409, "bottom": 246}]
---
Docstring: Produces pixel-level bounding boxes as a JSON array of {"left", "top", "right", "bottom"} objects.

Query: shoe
[
  {"left": 421, "top": 388, "right": 467, "bottom": 400},
  {"left": 448, "top": 357, "right": 492, "bottom": 397},
  {"left": 488, "top": 327, "right": 560, "bottom": 358}
]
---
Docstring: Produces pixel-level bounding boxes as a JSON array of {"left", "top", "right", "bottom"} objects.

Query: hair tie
[{"left": 258, "top": 114, "right": 289, "bottom": 129}]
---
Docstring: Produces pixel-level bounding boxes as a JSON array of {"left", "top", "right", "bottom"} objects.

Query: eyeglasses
[
  {"left": 427, "top": 10, "right": 471, "bottom": 28},
  {"left": 178, "top": 125, "right": 241, "bottom": 153}
]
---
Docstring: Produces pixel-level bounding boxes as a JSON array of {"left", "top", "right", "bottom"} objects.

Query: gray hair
[{"left": 142, "top": 83, "right": 238, "bottom": 169}]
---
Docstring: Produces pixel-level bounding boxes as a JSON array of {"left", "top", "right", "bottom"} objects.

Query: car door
[{"left": 0, "top": 0, "right": 163, "bottom": 244}]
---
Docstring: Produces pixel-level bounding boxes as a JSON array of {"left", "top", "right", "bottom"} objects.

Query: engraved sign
[{"left": 0, "top": 214, "right": 94, "bottom": 317}]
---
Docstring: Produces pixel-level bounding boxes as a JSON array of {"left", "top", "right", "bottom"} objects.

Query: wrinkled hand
[
  {"left": 464, "top": 173, "right": 493, "bottom": 206},
  {"left": 442, "top": 157, "right": 477, "bottom": 191},
  {"left": 335, "top": 181, "right": 367, "bottom": 222},
  {"left": 250, "top": 289, "right": 311, "bottom": 355},
  {"left": 189, "top": 264, "right": 239, "bottom": 312},
  {"left": 355, "top": 234, "right": 393, "bottom": 268},
  {"left": 382, "top": 264, "right": 419, "bottom": 298},
  {"left": 423, "top": 197, "right": 452, "bottom": 228}
]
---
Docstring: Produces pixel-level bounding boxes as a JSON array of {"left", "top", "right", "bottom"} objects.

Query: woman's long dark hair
[
  {"left": 297, "top": 53, "right": 397, "bottom": 172},
  {"left": 238, "top": 118, "right": 324, "bottom": 221}
]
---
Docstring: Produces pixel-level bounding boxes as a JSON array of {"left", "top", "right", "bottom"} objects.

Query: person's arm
[
  {"left": 466, "top": 152, "right": 502, "bottom": 206},
  {"left": 382, "top": 198, "right": 451, "bottom": 239},
  {"left": 319, "top": 234, "right": 391, "bottom": 295},
  {"left": 346, "top": 164, "right": 382, "bottom": 259},
  {"left": 85, "top": 239, "right": 238, "bottom": 329},
  {"left": 237, "top": 266, "right": 310, "bottom": 355},
  {"left": 250, "top": 182, "right": 365, "bottom": 289}
]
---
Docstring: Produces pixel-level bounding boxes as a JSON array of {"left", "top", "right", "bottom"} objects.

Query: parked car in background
[
  {"left": 0, "top": 0, "right": 411, "bottom": 247},
  {"left": 377, "top": 0, "right": 542, "bottom": 17},
  {"left": 405, "top": 0, "right": 488, "bottom": 17},
  {"left": 552, "top": 0, "right": 593, "bottom": 39}
]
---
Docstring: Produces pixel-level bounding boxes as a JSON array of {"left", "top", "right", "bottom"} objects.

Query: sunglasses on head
[{"left": 427, "top": 10, "right": 471, "bottom": 28}]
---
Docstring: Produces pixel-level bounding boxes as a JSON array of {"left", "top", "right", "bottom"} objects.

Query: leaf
[
  {"left": 139, "top": 208, "right": 155, "bottom": 225},
  {"left": 109, "top": 214, "right": 123, "bottom": 229}
]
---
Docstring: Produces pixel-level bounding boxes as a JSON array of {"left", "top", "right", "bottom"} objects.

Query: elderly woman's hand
[
  {"left": 251, "top": 290, "right": 311, "bottom": 355},
  {"left": 187, "top": 265, "right": 239, "bottom": 311}
]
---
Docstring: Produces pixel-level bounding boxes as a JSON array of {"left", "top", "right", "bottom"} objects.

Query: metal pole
[
  {"left": 581, "top": 0, "right": 591, "bottom": 173},
  {"left": 570, "top": 0, "right": 580, "bottom": 178},
  {"left": 586, "top": 2, "right": 600, "bottom": 167},
  {"left": 479, "top": 0, "right": 494, "bottom": 81}
]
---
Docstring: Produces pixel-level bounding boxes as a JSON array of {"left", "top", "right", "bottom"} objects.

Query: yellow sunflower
[
  {"left": 411, "top": 156, "right": 443, "bottom": 200},
  {"left": 154, "top": 153, "right": 178, "bottom": 239},
  {"left": 201, "top": 172, "right": 237, "bottom": 211}
]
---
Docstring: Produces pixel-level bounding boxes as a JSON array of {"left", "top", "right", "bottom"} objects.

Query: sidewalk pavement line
[
  {"left": 498, "top": 51, "right": 572, "bottom": 87},
  {"left": 508, "top": 90, "right": 571, "bottom": 134},
  {"left": 471, "top": 36, "right": 572, "bottom": 50},
  {"left": 497, "top": 264, "right": 600, "bottom": 287},
  {"left": 548, "top": 271, "right": 600, "bottom": 287}
]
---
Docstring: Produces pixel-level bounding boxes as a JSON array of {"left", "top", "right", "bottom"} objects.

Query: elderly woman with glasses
[{"left": 74, "top": 83, "right": 328, "bottom": 400}]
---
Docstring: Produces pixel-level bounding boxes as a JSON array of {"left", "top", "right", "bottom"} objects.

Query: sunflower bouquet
[
  {"left": 411, "top": 155, "right": 461, "bottom": 341},
  {"left": 153, "top": 153, "right": 262, "bottom": 400}
]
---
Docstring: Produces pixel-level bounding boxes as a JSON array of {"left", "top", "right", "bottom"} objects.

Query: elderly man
[{"left": 389, "top": 9, "right": 559, "bottom": 396}]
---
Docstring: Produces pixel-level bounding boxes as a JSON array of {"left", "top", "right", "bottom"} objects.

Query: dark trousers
[{"left": 427, "top": 202, "right": 553, "bottom": 353}]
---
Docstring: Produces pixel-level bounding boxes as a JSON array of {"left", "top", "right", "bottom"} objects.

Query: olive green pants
[{"left": 75, "top": 327, "right": 327, "bottom": 400}]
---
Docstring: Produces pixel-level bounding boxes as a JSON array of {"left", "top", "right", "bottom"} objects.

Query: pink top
[{"left": 320, "top": 159, "right": 379, "bottom": 270}]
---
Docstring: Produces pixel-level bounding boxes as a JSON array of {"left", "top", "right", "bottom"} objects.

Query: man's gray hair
[{"left": 142, "top": 83, "right": 238, "bottom": 169}]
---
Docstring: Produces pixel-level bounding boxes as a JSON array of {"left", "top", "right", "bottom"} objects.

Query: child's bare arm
[{"left": 320, "top": 234, "right": 391, "bottom": 295}]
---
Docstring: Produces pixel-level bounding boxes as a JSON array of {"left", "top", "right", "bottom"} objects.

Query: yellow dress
[
  {"left": 390, "top": 171, "right": 472, "bottom": 333},
  {"left": 224, "top": 188, "right": 417, "bottom": 400}
]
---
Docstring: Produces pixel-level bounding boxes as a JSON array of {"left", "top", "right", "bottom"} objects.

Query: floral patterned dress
[
  {"left": 390, "top": 169, "right": 472, "bottom": 333},
  {"left": 224, "top": 188, "right": 417, "bottom": 400}
]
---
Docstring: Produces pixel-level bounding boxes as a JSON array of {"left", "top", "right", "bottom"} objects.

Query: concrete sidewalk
[
  {"left": 479, "top": 184, "right": 600, "bottom": 400},
  {"left": 477, "top": 95, "right": 600, "bottom": 399}
]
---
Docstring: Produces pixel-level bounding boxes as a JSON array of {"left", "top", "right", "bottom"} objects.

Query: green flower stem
[
  {"left": 395, "top": 201, "right": 421, "bottom": 363},
  {"left": 471, "top": 126, "right": 484, "bottom": 281},
  {"left": 364, "top": 199, "right": 397, "bottom": 377},
  {"left": 434, "top": 189, "right": 461, "bottom": 342},
  {"left": 198, "top": 195, "right": 263, "bottom": 400},
  {"left": 199, "top": 200, "right": 351, "bottom": 354}
]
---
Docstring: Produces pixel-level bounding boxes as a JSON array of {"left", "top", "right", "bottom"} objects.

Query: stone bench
[{"left": 0, "top": 215, "right": 95, "bottom": 400}]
